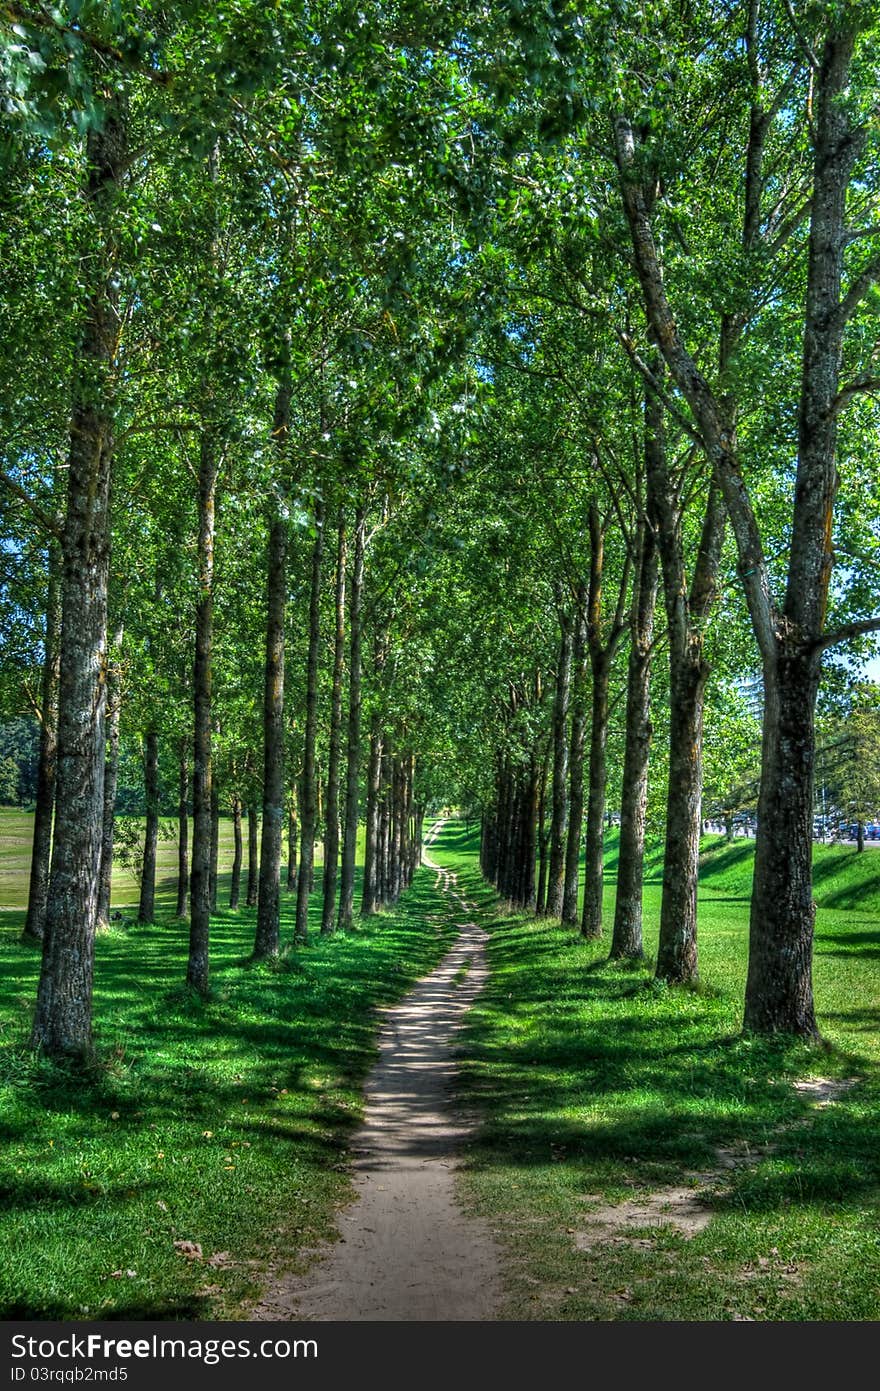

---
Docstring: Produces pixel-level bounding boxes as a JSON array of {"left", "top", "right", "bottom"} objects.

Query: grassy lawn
[
  {"left": 3, "top": 808, "right": 879, "bottom": 1322},
  {"left": 432, "top": 820, "right": 880, "bottom": 1322},
  {"left": 0, "top": 809, "right": 455, "bottom": 1319}
]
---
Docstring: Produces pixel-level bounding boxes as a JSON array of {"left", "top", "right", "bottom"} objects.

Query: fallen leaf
[{"left": 173, "top": 1240, "right": 203, "bottom": 1260}]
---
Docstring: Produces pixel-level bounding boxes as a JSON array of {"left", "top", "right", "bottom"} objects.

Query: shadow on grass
[
  {"left": 445, "top": 848, "right": 880, "bottom": 1222},
  {"left": 0, "top": 856, "right": 458, "bottom": 1319}
]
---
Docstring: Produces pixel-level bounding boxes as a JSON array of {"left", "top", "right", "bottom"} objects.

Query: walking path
[{"left": 251, "top": 823, "right": 502, "bottom": 1321}]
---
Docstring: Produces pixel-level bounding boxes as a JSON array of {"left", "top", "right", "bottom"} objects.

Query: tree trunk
[
  {"left": 254, "top": 362, "right": 291, "bottom": 955},
  {"left": 209, "top": 781, "right": 220, "bottom": 914},
  {"left": 23, "top": 552, "right": 61, "bottom": 944},
  {"left": 287, "top": 797, "right": 298, "bottom": 892},
  {"left": 338, "top": 505, "right": 365, "bottom": 929},
  {"left": 546, "top": 616, "right": 572, "bottom": 917},
  {"left": 744, "top": 653, "right": 820, "bottom": 1035},
  {"left": 294, "top": 500, "right": 324, "bottom": 945},
  {"left": 655, "top": 625, "right": 709, "bottom": 983},
  {"left": 31, "top": 99, "right": 126, "bottom": 1057},
  {"left": 535, "top": 740, "right": 550, "bottom": 915},
  {"left": 229, "top": 796, "right": 243, "bottom": 910},
  {"left": 95, "top": 642, "right": 122, "bottom": 934},
  {"left": 611, "top": 520, "right": 658, "bottom": 959},
  {"left": 137, "top": 729, "right": 159, "bottom": 925},
  {"left": 361, "top": 715, "right": 383, "bottom": 916},
  {"left": 246, "top": 803, "right": 259, "bottom": 908},
  {"left": 175, "top": 736, "right": 189, "bottom": 918},
  {"left": 581, "top": 654, "right": 611, "bottom": 940},
  {"left": 254, "top": 510, "right": 288, "bottom": 958},
  {"left": 321, "top": 511, "right": 347, "bottom": 934},
  {"left": 187, "top": 426, "right": 219, "bottom": 993},
  {"left": 562, "top": 589, "right": 588, "bottom": 926}
]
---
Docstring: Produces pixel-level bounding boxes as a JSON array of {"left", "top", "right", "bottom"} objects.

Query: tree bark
[
  {"left": 287, "top": 796, "right": 298, "bottom": 892},
  {"left": 562, "top": 587, "right": 588, "bottom": 926},
  {"left": 23, "top": 550, "right": 61, "bottom": 944},
  {"left": 187, "top": 425, "right": 219, "bottom": 993},
  {"left": 338, "top": 505, "right": 366, "bottom": 929},
  {"left": 95, "top": 638, "right": 122, "bottom": 933},
  {"left": 229, "top": 796, "right": 243, "bottom": 910},
  {"left": 546, "top": 615, "right": 572, "bottom": 917},
  {"left": 209, "top": 780, "right": 219, "bottom": 914},
  {"left": 255, "top": 364, "right": 291, "bottom": 956},
  {"left": 175, "top": 736, "right": 189, "bottom": 918},
  {"left": 137, "top": 729, "right": 159, "bottom": 925},
  {"left": 581, "top": 653, "right": 611, "bottom": 940},
  {"left": 321, "top": 511, "right": 347, "bottom": 934},
  {"left": 535, "top": 740, "right": 550, "bottom": 915},
  {"left": 581, "top": 505, "right": 630, "bottom": 941},
  {"left": 246, "top": 803, "right": 259, "bottom": 908},
  {"left": 294, "top": 500, "right": 324, "bottom": 945},
  {"left": 744, "top": 653, "right": 821, "bottom": 1032},
  {"left": 612, "top": 517, "right": 658, "bottom": 959},
  {"left": 31, "top": 97, "right": 126, "bottom": 1057},
  {"left": 254, "top": 510, "right": 288, "bottom": 957},
  {"left": 362, "top": 715, "right": 383, "bottom": 915}
]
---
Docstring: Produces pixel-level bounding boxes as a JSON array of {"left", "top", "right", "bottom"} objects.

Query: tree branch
[
  {"left": 838, "top": 255, "right": 880, "bottom": 325},
  {"left": 0, "top": 470, "right": 62, "bottom": 539},
  {"left": 814, "top": 615, "right": 880, "bottom": 654},
  {"left": 832, "top": 373, "right": 880, "bottom": 416}
]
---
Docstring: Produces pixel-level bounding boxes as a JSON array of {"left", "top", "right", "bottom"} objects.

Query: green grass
[
  {"left": 4, "top": 809, "right": 880, "bottom": 1321},
  {"left": 431, "top": 819, "right": 880, "bottom": 1322},
  {"left": 0, "top": 809, "right": 455, "bottom": 1319}
]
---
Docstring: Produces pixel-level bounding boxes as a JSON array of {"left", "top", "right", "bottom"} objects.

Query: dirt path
[{"left": 251, "top": 826, "right": 502, "bottom": 1321}]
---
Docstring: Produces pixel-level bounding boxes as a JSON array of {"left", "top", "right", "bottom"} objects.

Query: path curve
[{"left": 251, "top": 822, "right": 502, "bottom": 1321}]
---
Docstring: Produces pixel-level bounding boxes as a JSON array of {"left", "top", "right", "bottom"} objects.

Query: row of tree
[{"left": 1, "top": 1, "right": 879, "bottom": 1055}]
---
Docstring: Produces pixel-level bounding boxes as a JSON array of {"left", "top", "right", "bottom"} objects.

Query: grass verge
[
  {"left": 0, "top": 835, "right": 455, "bottom": 1319},
  {"left": 433, "top": 820, "right": 880, "bottom": 1321}
]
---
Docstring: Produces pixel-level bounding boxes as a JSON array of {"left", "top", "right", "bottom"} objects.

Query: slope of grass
[
  {"left": 433, "top": 820, "right": 880, "bottom": 1322},
  {"left": 0, "top": 811, "right": 454, "bottom": 1319}
]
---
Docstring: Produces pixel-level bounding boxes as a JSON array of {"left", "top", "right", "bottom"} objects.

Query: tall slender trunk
[
  {"left": 581, "top": 654, "right": 611, "bottom": 940},
  {"left": 23, "top": 550, "right": 61, "bottom": 944},
  {"left": 137, "top": 729, "right": 159, "bottom": 925},
  {"left": 612, "top": 517, "right": 658, "bottom": 959},
  {"left": 246, "top": 804, "right": 259, "bottom": 908},
  {"left": 338, "top": 505, "right": 366, "bottom": 929},
  {"left": 95, "top": 635, "right": 123, "bottom": 933},
  {"left": 294, "top": 500, "right": 324, "bottom": 945},
  {"left": 254, "top": 512, "right": 288, "bottom": 957},
  {"left": 187, "top": 425, "right": 219, "bottom": 992},
  {"left": 361, "top": 715, "right": 383, "bottom": 916},
  {"left": 745, "top": 655, "right": 821, "bottom": 1032},
  {"left": 175, "top": 736, "right": 189, "bottom": 918},
  {"left": 390, "top": 752, "right": 404, "bottom": 903},
  {"left": 546, "top": 616, "right": 572, "bottom": 917},
  {"left": 582, "top": 504, "right": 630, "bottom": 942},
  {"left": 743, "top": 29, "right": 859, "bottom": 1038},
  {"left": 656, "top": 618, "right": 709, "bottom": 982},
  {"left": 229, "top": 796, "right": 243, "bottom": 910},
  {"left": 209, "top": 781, "right": 220, "bottom": 914},
  {"left": 321, "top": 511, "right": 347, "bottom": 934},
  {"left": 255, "top": 366, "right": 291, "bottom": 957},
  {"left": 535, "top": 740, "right": 550, "bottom": 915},
  {"left": 640, "top": 372, "right": 723, "bottom": 985},
  {"left": 562, "top": 588, "right": 588, "bottom": 925},
  {"left": 32, "top": 98, "right": 126, "bottom": 1057},
  {"left": 287, "top": 796, "right": 298, "bottom": 892}
]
